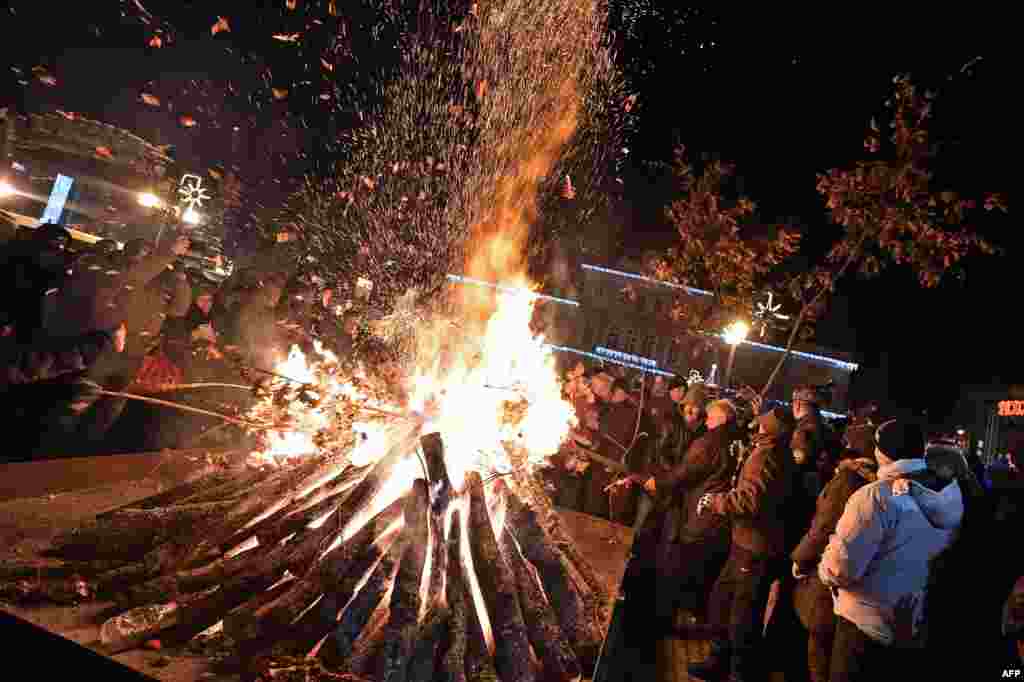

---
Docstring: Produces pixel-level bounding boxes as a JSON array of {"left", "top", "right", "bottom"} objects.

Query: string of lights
[
  {"left": 722, "top": 335, "right": 859, "bottom": 373},
  {"left": 543, "top": 344, "right": 678, "bottom": 377},
  {"left": 581, "top": 264, "right": 715, "bottom": 297}
]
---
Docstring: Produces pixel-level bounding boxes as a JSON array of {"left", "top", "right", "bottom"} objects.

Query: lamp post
[{"left": 723, "top": 320, "right": 750, "bottom": 388}]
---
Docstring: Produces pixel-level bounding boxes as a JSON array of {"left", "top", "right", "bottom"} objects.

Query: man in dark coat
[
  {"left": 1, "top": 222, "right": 72, "bottom": 342},
  {"left": 47, "top": 235, "right": 192, "bottom": 449},
  {"left": 644, "top": 398, "right": 739, "bottom": 629},
  {"left": 689, "top": 406, "right": 798, "bottom": 682},
  {"left": 9, "top": 324, "right": 128, "bottom": 459},
  {"left": 790, "top": 427, "right": 878, "bottom": 682}
]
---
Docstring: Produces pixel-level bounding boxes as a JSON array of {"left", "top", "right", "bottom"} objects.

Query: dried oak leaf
[{"left": 211, "top": 16, "right": 230, "bottom": 35}]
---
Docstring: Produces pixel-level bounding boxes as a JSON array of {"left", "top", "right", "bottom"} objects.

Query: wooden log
[
  {"left": 171, "top": 453, "right": 353, "bottom": 570},
  {"left": 508, "top": 462, "right": 609, "bottom": 622},
  {"left": 438, "top": 509, "right": 468, "bottom": 682},
  {"left": 370, "top": 478, "right": 430, "bottom": 682},
  {"left": 466, "top": 473, "right": 535, "bottom": 682},
  {"left": 321, "top": 540, "right": 402, "bottom": 669},
  {"left": 0, "top": 557, "right": 130, "bottom": 581},
  {"left": 99, "top": 601, "right": 180, "bottom": 654},
  {"left": 47, "top": 501, "right": 238, "bottom": 561},
  {"left": 502, "top": 488, "right": 603, "bottom": 669},
  {"left": 346, "top": 594, "right": 393, "bottom": 679},
  {"left": 95, "top": 466, "right": 260, "bottom": 519},
  {"left": 406, "top": 606, "right": 450, "bottom": 682},
  {"left": 224, "top": 494, "right": 404, "bottom": 644},
  {"left": 174, "top": 423, "right": 417, "bottom": 573},
  {"left": 498, "top": 526, "right": 581, "bottom": 682},
  {"left": 221, "top": 463, "right": 370, "bottom": 552},
  {"left": 0, "top": 574, "right": 93, "bottom": 605},
  {"left": 171, "top": 466, "right": 274, "bottom": 506}
]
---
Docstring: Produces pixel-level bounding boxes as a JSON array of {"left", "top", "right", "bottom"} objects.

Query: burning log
[
  {"left": 322, "top": 540, "right": 402, "bottom": 669},
  {"left": 169, "top": 453, "right": 353, "bottom": 570},
  {"left": 498, "top": 526, "right": 581, "bottom": 682},
  {"left": 363, "top": 479, "right": 429, "bottom": 682},
  {"left": 47, "top": 502, "right": 238, "bottom": 561},
  {"left": 502, "top": 487, "right": 603, "bottom": 669},
  {"left": 438, "top": 509, "right": 469, "bottom": 682},
  {"left": 224, "top": 494, "right": 404, "bottom": 645},
  {"left": 466, "top": 472, "right": 535, "bottom": 682}
]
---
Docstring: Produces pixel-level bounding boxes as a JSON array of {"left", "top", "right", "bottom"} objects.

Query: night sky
[{"left": 2, "top": 3, "right": 1015, "bottom": 424}]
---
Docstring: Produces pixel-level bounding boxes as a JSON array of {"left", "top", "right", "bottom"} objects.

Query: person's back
[{"left": 819, "top": 420, "right": 964, "bottom": 678}]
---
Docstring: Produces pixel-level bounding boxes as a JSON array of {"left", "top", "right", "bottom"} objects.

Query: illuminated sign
[
  {"left": 998, "top": 401, "right": 1024, "bottom": 417},
  {"left": 40, "top": 174, "right": 74, "bottom": 224}
]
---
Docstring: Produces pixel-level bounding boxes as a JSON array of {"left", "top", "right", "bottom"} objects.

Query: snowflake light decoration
[
  {"left": 753, "top": 292, "right": 790, "bottom": 338},
  {"left": 178, "top": 174, "right": 211, "bottom": 211},
  {"left": 687, "top": 369, "right": 705, "bottom": 384}
]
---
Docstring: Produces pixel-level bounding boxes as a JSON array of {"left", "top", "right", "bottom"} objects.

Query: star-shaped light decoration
[
  {"left": 687, "top": 369, "right": 705, "bottom": 384},
  {"left": 753, "top": 291, "right": 791, "bottom": 338},
  {"left": 178, "top": 174, "right": 211, "bottom": 211}
]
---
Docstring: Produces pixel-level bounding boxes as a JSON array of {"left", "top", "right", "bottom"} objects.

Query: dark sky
[{"left": 2, "top": 3, "right": 1015, "bottom": 423}]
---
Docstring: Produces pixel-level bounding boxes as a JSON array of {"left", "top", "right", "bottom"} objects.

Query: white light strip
[
  {"left": 594, "top": 346, "right": 659, "bottom": 369},
  {"left": 581, "top": 264, "right": 715, "bottom": 297},
  {"left": 544, "top": 344, "right": 677, "bottom": 377},
  {"left": 446, "top": 274, "right": 580, "bottom": 307},
  {"left": 719, "top": 334, "right": 859, "bottom": 372}
]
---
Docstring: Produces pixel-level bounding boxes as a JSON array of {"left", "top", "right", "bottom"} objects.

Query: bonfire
[{"left": 32, "top": 287, "right": 611, "bottom": 682}]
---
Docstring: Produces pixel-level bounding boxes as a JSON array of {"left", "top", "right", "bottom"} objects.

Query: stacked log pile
[{"left": 3, "top": 434, "right": 609, "bottom": 682}]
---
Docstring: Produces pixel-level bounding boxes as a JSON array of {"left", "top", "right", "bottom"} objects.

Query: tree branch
[{"left": 759, "top": 230, "right": 869, "bottom": 400}]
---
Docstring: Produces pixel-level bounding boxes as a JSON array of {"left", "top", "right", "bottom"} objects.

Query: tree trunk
[{"left": 466, "top": 473, "right": 535, "bottom": 682}]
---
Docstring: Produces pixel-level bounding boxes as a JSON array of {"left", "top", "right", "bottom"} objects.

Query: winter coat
[
  {"left": 818, "top": 458, "right": 964, "bottom": 646},
  {"left": 48, "top": 250, "right": 188, "bottom": 354},
  {"left": 708, "top": 428, "right": 797, "bottom": 557},
  {"left": 655, "top": 422, "right": 738, "bottom": 546},
  {"left": 660, "top": 416, "right": 705, "bottom": 470},
  {"left": 792, "top": 457, "right": 880, "bottom": 571},
  {"left": 116, "top": 268, "right": 192, "bottom": 358},
  {"left": 791, "top": 457, "right": 878, "bottom": 631},
  {"left": 1, "top": 329, "right": 116, "bottom": 392}
]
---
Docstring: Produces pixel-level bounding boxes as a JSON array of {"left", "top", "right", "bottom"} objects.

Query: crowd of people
[
  {"left": 4, "top": 222, "right": 1024, "bottom": 680},
  {"left": 547, "top": 364, "right": 1024, "bottom": 681},
  {"left": 0, "top": 222, "right": 373, "bottom": 461}
]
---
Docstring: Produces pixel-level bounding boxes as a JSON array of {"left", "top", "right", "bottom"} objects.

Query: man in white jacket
[{"left": 818, "top": 419, "right": 963, "bottom": 681}]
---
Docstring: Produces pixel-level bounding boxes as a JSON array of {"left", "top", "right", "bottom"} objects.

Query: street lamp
[
  {"left": 138, "top": 191, "right": 163, "bottom": 208},
  {"left": 723, "top": 320, "right": 750, "bottom": 388}
]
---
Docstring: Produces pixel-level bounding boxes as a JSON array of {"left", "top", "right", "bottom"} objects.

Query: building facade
[{"left": 540, "top": 261, "right": 859, "bottom": 415}]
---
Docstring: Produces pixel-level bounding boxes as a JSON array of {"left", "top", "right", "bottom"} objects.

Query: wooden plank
[{"left": 0, "top": 448, "right": 248, "bottom": 503}]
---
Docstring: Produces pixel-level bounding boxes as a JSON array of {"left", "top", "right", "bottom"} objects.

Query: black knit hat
[{"left": 875, "top": 419, "right": 925, "bottom": 462}]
